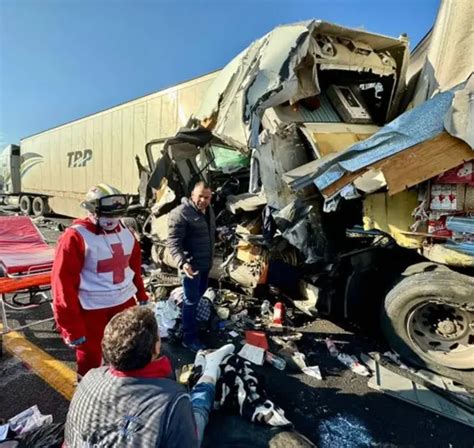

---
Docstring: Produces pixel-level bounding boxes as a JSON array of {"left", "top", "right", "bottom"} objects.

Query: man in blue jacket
[{"left": 168, "top": 181, "right": 216, "bottom": 352}]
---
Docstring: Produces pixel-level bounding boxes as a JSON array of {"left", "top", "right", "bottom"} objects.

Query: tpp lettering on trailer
[{"left": 67, "top": 150, "right": 93, "bottom": 168}]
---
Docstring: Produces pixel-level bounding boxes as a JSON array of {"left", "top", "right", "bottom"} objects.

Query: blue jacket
[{"left": 167, "top": 197, "right": 216, "bottom": 271}]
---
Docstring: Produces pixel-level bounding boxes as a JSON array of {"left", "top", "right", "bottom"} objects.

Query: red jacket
[{"left": 52, "top": 218, "right": 148, "bottom": 342}]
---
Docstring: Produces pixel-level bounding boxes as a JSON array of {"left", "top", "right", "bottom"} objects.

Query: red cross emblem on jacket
[{"left": 97, "top": 243, "right": 131, "bottom": 284}]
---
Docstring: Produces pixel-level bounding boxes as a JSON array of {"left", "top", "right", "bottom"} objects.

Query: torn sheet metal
[
  {"left": 254, "top": 125, "right": 308, "bottom": 209},
  {"left": 226, "top": 192, "right": 267, "bottom": 213},
  {"left": 313, "top": 89, "right": 456, "bottom": 192},
  {"left": 411, "top": 0, "right": 473, "bottom": 107},
  {"left": 362, "top": 190, "right": 422, "bottom": 249},
  {"left": 282, "top": 122, "right": 378, "bottom": 193},
  {"left": 196, "top": 20, "right": 408, "bottom": 152},
  {"left": 273, "top": 200, "right": 325, "bottom": 263},
  {"left": 365, "top": 355, "right": 474, "bottom": 428},
  {"left": 444, "top": 74, "right": 474, "bottom": 148}
]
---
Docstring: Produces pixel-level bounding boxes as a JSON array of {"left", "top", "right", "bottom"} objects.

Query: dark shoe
[{"left": 182, "top": 339, "right": 206, "bottom": 353}]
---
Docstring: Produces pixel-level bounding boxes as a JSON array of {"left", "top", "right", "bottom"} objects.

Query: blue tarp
[{"left": 313, "top": 90, "right": 456, "bottom": 191}]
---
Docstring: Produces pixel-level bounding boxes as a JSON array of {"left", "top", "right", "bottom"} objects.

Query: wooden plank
[
  {"left": 320, "top": 169, "right": 365, "bottom": 197},
  {"left": 379, "top": 132, "right": 474, "bottom": 195}
]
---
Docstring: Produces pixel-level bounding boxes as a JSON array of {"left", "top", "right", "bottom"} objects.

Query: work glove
[
  {"left": 195, "top": 344, "right": 235, "bottom": 384},
  {"left": 66, "top": 336, "right": 86, "bottom": 348}
]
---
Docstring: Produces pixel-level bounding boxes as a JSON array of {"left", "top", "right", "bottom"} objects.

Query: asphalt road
[{"left": 1, "top": 212, "right": 473, "bottom": 447}]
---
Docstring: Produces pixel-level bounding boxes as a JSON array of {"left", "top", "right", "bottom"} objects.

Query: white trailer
[{"left": 10, "top": 72, "right": 217, "bottom": 217}]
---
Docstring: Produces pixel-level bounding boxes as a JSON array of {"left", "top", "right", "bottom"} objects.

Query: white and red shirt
[{"left": 52, "top": 218, "right": 148, "bottom": 342}]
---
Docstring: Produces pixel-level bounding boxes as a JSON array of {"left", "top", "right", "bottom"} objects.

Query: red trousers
[{"left": 76, "top": 298, "right": 136, "bottom": 377}]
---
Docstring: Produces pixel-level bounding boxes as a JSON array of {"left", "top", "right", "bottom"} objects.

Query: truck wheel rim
[{"left": 407, "top": 300, "right": 474, "bottom": 369}]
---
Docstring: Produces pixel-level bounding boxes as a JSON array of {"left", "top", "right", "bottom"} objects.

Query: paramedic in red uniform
[{"left": 52, "top": 183, "right": 148, "bottom": 377}]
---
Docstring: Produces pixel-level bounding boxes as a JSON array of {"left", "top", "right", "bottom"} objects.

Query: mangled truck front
[{"left": 144, "top": 14, "right": 474, "bottom": 387}]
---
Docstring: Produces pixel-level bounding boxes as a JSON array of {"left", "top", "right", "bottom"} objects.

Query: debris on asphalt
[
  {"left": 325, "top": 337, "right": 370, "bottom": 376},
  {"left": 8, "top": 405, "right": 53, "bottom": 436},
  {"left": 0, "top": 424, "right": 9, "bottom": 442},
  {"left": 302, "top": 365, "right": 323, "bottom": 380},
  {"left": 245, "top": 330, "right": 269, "bottom": 350},
  {"left": 265, "top": 351, "right": 286, "bottom": 371},
  {"left": 336, "top": 353, "right": 371, "bottom": 377},
  {"left": 382, "top": 351, "right": 408, "bottom": 369},
  {"left": 238, "top": 343, "right": 265, "bottom": 365},
  {"left": 318, "top": 414, "right": 374, "bottom": 448},
  {"left": 214, "top": 354, "right": 292, "bottom": 427},
  {"left": 325, "top": 337, "right": 339, "bottom": 357}
]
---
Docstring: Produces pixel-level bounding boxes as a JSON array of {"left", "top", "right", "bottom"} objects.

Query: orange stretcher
[{"left": 0, "top": 216, "right": 55, "bottom": 347}]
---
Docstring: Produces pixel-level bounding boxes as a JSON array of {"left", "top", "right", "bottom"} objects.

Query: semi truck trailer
[{"left": 0, "top": 71, "right": 217, "bottom": 217}]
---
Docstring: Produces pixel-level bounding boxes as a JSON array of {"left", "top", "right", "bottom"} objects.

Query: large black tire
[
  {"left": 381, "top": 269, "right": 474, "bottom": 388},
  {"left": 32, "top": 196, "right": 50, "bottom": 217},
  {"left": 19, "top": 195, "right": 32, "bottom": 215}
]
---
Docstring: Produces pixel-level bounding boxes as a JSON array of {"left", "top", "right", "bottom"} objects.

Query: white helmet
[{"left": 81, "top": 183, "right": 128, "bottom": 217}]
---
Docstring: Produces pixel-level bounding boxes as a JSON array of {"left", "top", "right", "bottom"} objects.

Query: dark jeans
[{"left": 182, "top": 270, "right": 209, "bottom": 343}]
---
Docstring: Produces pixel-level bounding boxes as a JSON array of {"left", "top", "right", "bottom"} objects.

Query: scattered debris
[
  {"left": 318, "top": 414, "right": 374, "bottom": 448},
  {"left": 325, "top": 337, "right": 370, "bottom": 376},
  {"left": 154, "top": 300, "right": 180, "bottom": 338},
  {"left": 8, "top": 405, "right": 53, "bottom": 436},
  {"left": 245, "top": 331, "right": 269, "bottom": 350},
  {"left": 238, "top": 344, "right": 265, "bottom": 366},
  {"left": 382, "top": 351, "right": 408, "bottom": 369},
  {"left": 214, "top": 354, "right": 292, "bottom": 427},
  {"left": 0, "top": 424, "right": 9, "bottom": 442},
  {"left": 302, "top": 365, "right": 323, "bottom": 380},
  {"left": 336, "top": 353, "right": 371, "bottom": 377},
  {"left": 265, "top": 352, "right": 286, "bottom": 371}
]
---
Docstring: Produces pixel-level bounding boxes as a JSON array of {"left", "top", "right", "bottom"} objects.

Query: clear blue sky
[{"left": 0, "top": 0, "right": 439, "bottom": 145}]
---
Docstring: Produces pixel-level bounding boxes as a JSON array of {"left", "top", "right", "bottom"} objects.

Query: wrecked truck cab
[
  {"left": 142, "top": 16, "right": 472, "bottom": 386},
  {"left": 144, "top": 20, "right": 412, "bottom": 292},
  {"left": 143, "top": 128, "right": 255, "bottom": 283}
]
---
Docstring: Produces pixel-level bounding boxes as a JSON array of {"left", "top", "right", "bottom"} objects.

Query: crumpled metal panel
[
  {"left": 313, "top": 89, "right": 456, "bottom": 191},
  {"left": 196, "top": 20, "right": 407, "bottom": 153},
  {"left": 444, "top": 74, "right": 474, "bottom": 148},
  {"left": 411, "top": 0, "right": 473, "bottom": 107}
]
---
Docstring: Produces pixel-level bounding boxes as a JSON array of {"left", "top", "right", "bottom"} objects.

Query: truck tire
[
  {"left": 19, "top": 195, "right": 32, "bottom": 215},
  {"left": 381, "top": 269, "right": 474, "bottom": 387},
  {"left": 32, "top": 197, "right": 50, "bottom": 217}
]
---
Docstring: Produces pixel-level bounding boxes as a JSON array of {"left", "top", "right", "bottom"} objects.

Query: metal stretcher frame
[
  {"left": 0, "top": 216, "right": 55, "bottom": 345},
  {"left": 0, "top": 272, "right": 53, "bottom": 336}
]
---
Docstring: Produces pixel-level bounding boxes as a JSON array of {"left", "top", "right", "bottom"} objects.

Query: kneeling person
[{"left": 64, "top": 306, "right": 234, "bottom": 447}]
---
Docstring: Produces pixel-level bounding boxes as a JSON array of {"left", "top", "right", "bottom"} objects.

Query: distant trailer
[{"left": 13, "top": 71, "right": 217, "bottom": 217}]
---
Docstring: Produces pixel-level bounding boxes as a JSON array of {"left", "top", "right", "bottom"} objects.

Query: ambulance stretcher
[{"left": 0, "top": 216, "right": 55, "bottom": 354}]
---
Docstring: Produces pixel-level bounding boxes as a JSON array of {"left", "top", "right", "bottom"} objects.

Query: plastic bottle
[
  {"left": 325, "top": 337, "right": 339, "bottom": 357},
  {"left": 260, "top": 300, "right": 271, "bottom": 317},
  {"left": 272, "top": 302, "right": 284, "bottom": 325},
  {"left": 265, "top": 351, "right": 286, "bottom": 370}
]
